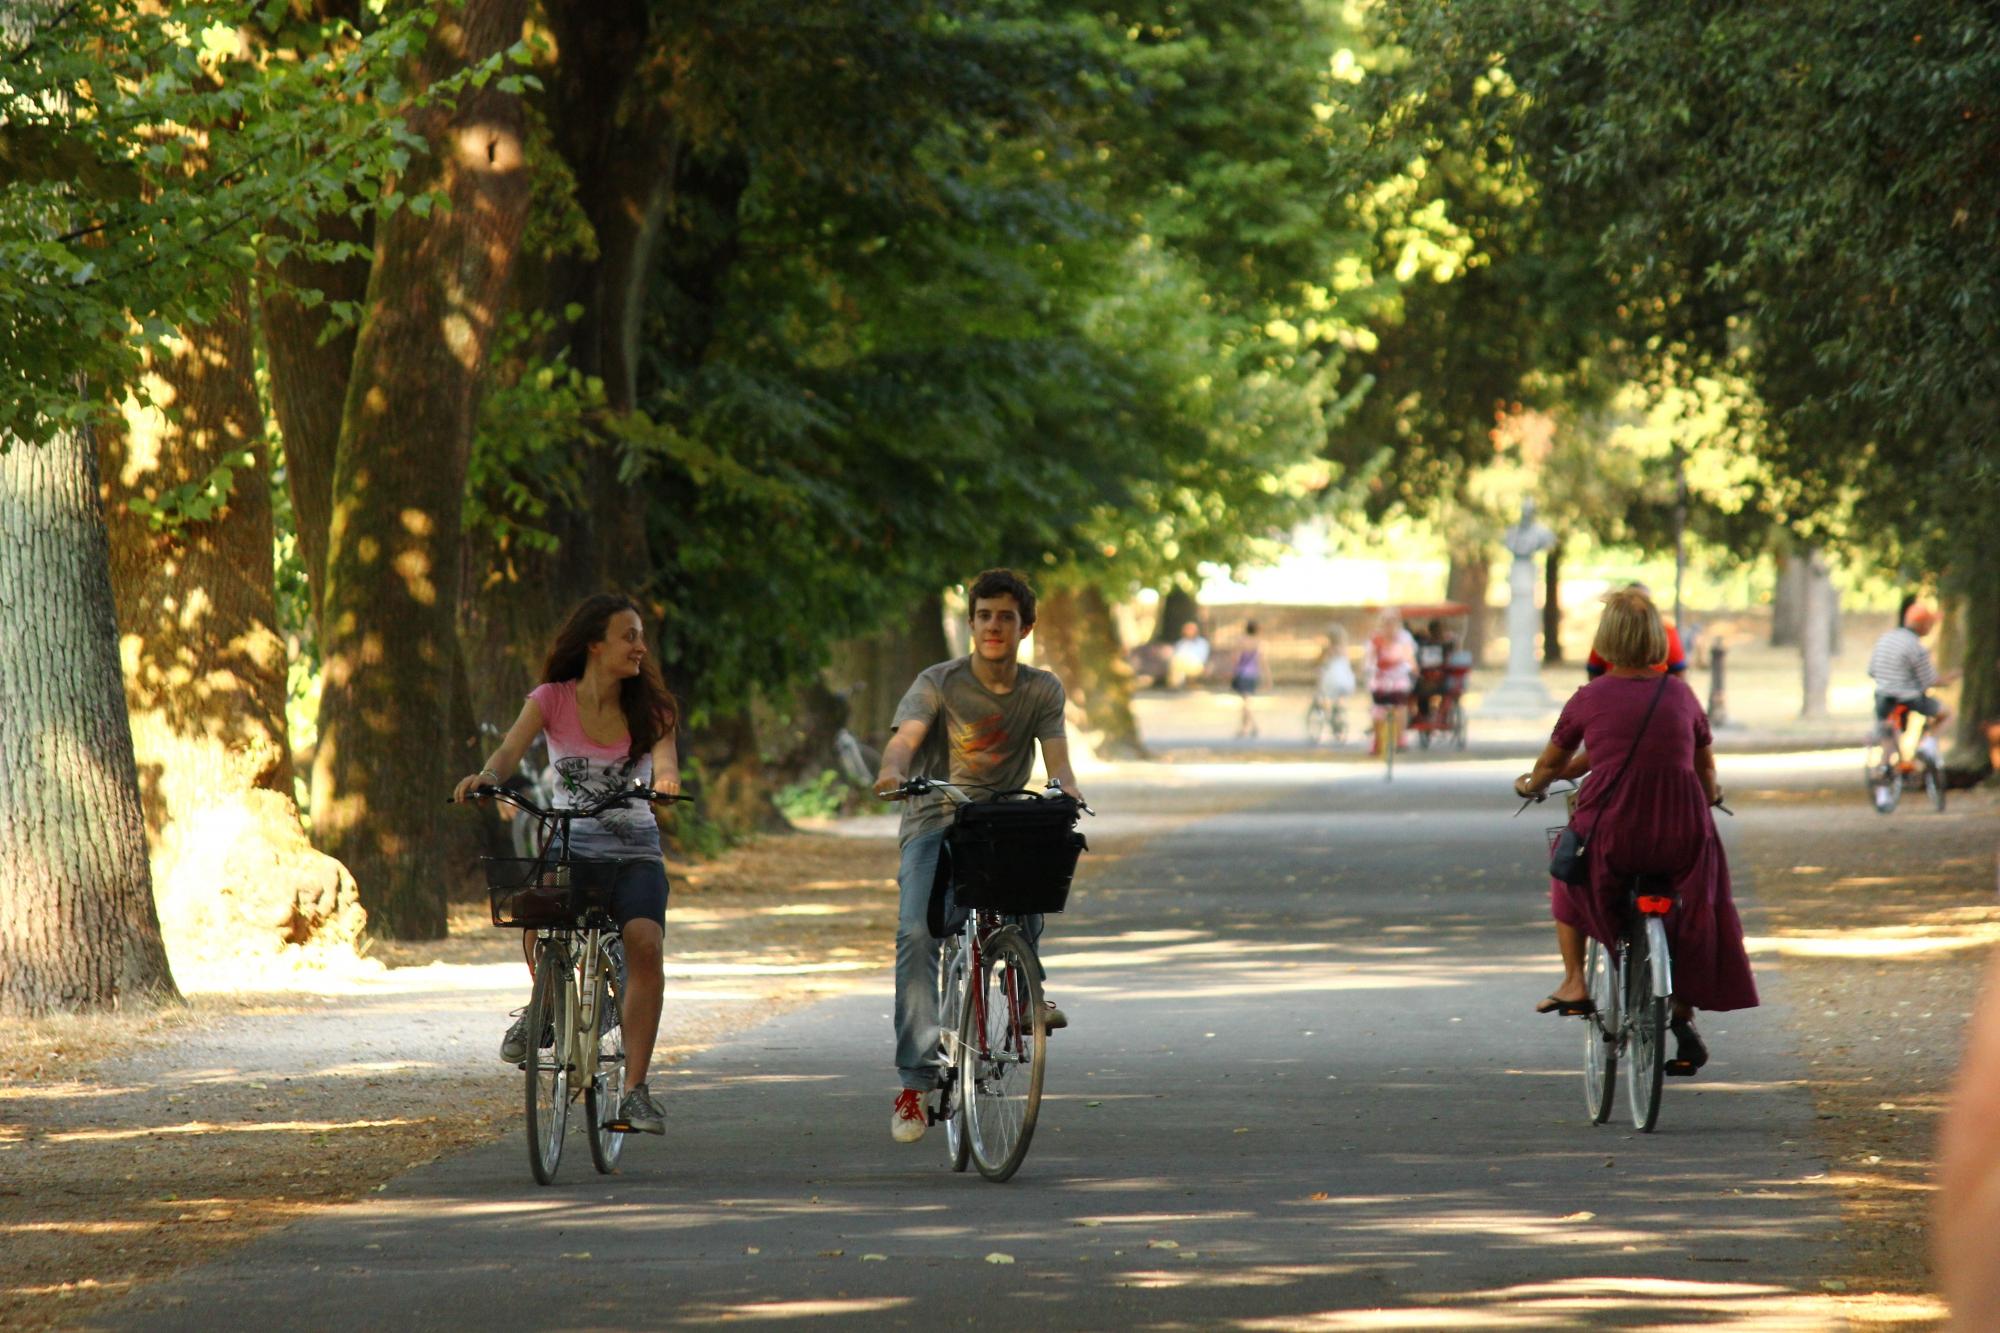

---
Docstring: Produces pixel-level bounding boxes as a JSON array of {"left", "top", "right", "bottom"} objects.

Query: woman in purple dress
[{"left": 1513, "top": 589, "right": 1757, "bottom": 1076}]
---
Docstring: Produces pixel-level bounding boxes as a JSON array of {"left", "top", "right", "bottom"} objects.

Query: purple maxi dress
[{"left": 1550, "top": 674, "right": 1759, "bottom": 1012}]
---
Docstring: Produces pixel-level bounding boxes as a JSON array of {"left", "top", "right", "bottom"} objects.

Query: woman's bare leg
[{"left": 1548, "top": 920, "right": 1588, "bottom": 1003}]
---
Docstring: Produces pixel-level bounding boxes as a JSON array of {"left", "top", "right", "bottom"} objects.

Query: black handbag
[{"left": 1549, "top": 673, "right": 1671, "bottom": 886}]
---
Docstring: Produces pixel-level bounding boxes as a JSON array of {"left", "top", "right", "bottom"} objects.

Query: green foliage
[
  {"left": 590, "top": 0, "right": 1378, "bottom": 708},
  {"left": 466, "top": 307, "right": 606, "bottom": 551},
  {"left": 773, "top": 769, "right": 851, "bottom": 824},
  {"left": 1360, "top": 0, "right": 2000, "bottom": 572},
  {"left": 0, "top": 0, "right": 536, "bottom": 447}
]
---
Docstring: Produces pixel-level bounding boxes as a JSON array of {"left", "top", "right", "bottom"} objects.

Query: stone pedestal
[{"left": 1483, "top": 501, "right": 1557, "bottom": 717}]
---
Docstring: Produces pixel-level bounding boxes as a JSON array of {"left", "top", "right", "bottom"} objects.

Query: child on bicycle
[
  {"left": 871, "top": 568, "right": 1087, "bottom": 1145},
  {"left": 453, "top": 594, "right": 680, "bottom": 1135},
  {"left": 1310, "top": 624, "right": 1357, "bottom": 740}
]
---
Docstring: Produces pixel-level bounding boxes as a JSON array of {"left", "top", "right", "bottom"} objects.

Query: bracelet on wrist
[{"left": 478, "top": 768, "right": 500, "bottom": 781}]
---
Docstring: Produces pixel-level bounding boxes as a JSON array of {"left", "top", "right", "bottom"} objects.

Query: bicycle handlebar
[
  {"left": 1514, "top": 777, "right": 1730, "bottom": 817},
  {"left": 882, "top": 776, "right": 1094, "bottom": 817},
  {"left": 450, "top": 783, "right": 693, "bottom": 820}
]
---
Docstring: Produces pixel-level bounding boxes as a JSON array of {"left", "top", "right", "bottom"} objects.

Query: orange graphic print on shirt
[{"left": 950, "top": 710, "right": 1011, "bottom": 779}]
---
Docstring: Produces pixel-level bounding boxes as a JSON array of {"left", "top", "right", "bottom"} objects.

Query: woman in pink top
[{"left": 454, "top": 595, "right": 680, "bottom": 1134}]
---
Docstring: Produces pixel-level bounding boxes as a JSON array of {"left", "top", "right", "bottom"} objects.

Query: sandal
[
  {"left": 1666, "top": 1017, "right": 1709, "bottom": 1075},
  {"left": 1535, "top": 994, "right": 1595, "bottom": 1017}
]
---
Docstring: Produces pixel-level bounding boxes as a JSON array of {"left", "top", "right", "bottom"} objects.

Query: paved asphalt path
[{"left": 104, "top": 757, "right": 1845, "bottom": 1330}]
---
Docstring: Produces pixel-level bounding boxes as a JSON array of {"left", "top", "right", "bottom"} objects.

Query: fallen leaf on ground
[{"left": 985, "top": 1253, "right": 1015, "bottom": 1265}]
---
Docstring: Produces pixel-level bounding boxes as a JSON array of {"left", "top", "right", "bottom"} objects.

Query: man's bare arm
[
  {"left": 1041, "top": 737, "right": 1085, "bottom": 807},
  {"left": 873, "top": 719, "right": 930, "bottom": 797}
]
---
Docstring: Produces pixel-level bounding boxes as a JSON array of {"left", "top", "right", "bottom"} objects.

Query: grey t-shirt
[{"left": 891, "top": 657, "right": 1067, "bottom": 844}]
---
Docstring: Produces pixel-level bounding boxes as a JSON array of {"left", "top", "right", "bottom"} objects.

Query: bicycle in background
[
  {"left": 1865, "top": 701, "right": 1945, "bottom": 814},
  {"left": 463, "top": 781, "right": 692, "bottom": 1184}
]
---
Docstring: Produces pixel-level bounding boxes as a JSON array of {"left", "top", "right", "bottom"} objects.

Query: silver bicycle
[{"left": 468, "top": 782, "right": 690, "bottom": 1184}]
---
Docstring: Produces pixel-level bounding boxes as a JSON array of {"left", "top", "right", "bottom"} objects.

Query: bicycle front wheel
[
  {"left": 1923, "top": 755, "right": 1947, "bottom": 812},
  {"left": 963, "top": 927, "right": 1046, "bottom": 1181},
  {"left": 525, "top": 940, "right": 573, "bottom": 1184},
  {"left": 1582, "top": 938, "right": 1618, "bottom": 1125},
  {"left": 938, "top": 937, "right": 971, "bottom": 1172},
  {"left": 1305, "top": 701, "right": 1328, "bottom": 745},
  {"left": 586, "top": 937, "right": 627, "bottom": 1174},
  {"left": 1623, "top": 923, "right": 1665, "bottom": 1132}
]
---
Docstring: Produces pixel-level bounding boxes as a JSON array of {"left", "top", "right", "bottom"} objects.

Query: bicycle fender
[{"left": 1645, "top": 916, "right": 1674, "bottom": 999}]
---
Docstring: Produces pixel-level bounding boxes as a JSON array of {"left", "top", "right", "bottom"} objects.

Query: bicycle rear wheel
[
  {"left": 1581, "top": 938, "right": 1618, "bottom": 1125},
  {"left": 963, "top": 927, "right": 1046, "bottom": 1181},
  {"left": 586, "top": 937, "right": 627, "bottom": 1174},
  {"left": 525, "top": 940, "right": 572, "bottom": 1185},
  {"left": 1305, "top": 701, "right": 1328, "bottom": 745},
  {"left": 938, "top": 937, "right": 971, "bottom": 1172},
  {"left": 1623, "top": 923, "right": 1665, "bottom": 1132}
]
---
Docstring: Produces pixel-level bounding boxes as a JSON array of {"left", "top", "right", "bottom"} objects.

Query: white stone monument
[{"left": 1483, "top": 498, "right": 1557, "bottom": 716}]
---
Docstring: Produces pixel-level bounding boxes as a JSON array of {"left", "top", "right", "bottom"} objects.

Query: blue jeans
[{"left": 894, "top": 829, "right": 1043, "bottom": 1091}]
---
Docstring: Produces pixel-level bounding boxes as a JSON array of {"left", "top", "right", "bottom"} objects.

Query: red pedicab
[{"left": 1401, "top": 602, "right": 1472, "bottom": 750}]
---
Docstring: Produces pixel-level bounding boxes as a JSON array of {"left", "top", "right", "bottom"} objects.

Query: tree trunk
[
  {"left": 1034, "top": 584, "right": 1148, "bottom": 761},
  {"left": 1150, "top": 585, "right": 1201, "bottom": 644},
  {"left": 98, "top": 278, "right": 365, "bottom": 961},
  {"left": 313, "top": 0, "right": 532, "bottom": 939},
  {"left": 1446, "top": 553, "right": 1491, "bottom": 664},
  {"left": 828, "top": 592, "right": 951, "bottom": 748},
  {"left": 0, "top": 428, "right": 177, "bottom": 1015},
  {"left": 252, "top": 0, "right": 370, "bottom": 634},
  {"left": 1799, "top": 547, "right": 1831, "bottom": 719},
  {"left": 1771, "top": 551, "right": 1806, "bottom": 647},
  {"left": 1541, "top": 536, "right": 1564, "bottom": 664},
  {"left": 256, "top": 210, "right": 370, "bottom": 633},
  {"left": 1947, "top": 549, "right": 2000, "bottom": 775}
]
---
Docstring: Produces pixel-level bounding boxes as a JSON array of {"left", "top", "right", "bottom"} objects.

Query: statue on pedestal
[{"left": 1485, "top": 499, "right": 1558, "bottom": 714}]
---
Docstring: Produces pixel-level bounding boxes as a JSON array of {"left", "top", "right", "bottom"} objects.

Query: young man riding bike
[
  {"left": 872, "top": 569, "right": 1087, "bottom": 1145},
  {"left": 1867, "top": 602, "right": 1957, "bottom": 772}
]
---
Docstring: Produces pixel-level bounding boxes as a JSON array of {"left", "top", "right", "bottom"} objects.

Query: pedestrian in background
[{"left": 1230, "top": 621, "right": 1268, "bottom": 738}]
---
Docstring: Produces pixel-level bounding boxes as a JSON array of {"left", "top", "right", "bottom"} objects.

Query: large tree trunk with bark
[
  {"left": 1947, "top": 549, "right": 2000, "bottom": 776},
  {"left": 1446, "top": 553, "right": 1491, "bottom": 664},
  {"left": 0, "top": 429, "right": 177, "bottom": 1015},
  {"left": 459, "top": 0, "right": 672, "bottom": 733},
  {"left": 252, "top": 0, "right": 370, "bottom": 634},
  {"left": 312, "top": 0, "right": 532, "bottom": 939},
  {"left": 1542, "top": 536, "right": 1564, "bottom": 664},
  {"left": 257, "top": 209, "right": 370, "bottom": 633},
  {"left": 99, "top": 279, "right": 364, "bottom": 961},
  {"left": 1034, "top": 584, "right": 1147, "bottom": 761}
]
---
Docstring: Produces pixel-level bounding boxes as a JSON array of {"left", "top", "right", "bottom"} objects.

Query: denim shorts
[
  {"left": 1875, "top": 692, "right": 1942, "bottom": 722},
  {"left": 576, "top": 858, "right": 669, "bottom": 928}
]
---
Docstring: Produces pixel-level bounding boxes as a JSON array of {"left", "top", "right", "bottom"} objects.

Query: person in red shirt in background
[{"left": 1585, "top": 583, "right": 1687, "bottom": 679}]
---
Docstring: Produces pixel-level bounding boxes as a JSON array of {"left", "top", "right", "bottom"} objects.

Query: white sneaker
[{"left": 891, "top": 1089, "right": 928, "bottom": 1143}]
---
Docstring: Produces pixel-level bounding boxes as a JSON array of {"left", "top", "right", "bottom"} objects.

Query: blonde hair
[{"left": 1592, "top": 588, "right": 1668, "bottom": 669}]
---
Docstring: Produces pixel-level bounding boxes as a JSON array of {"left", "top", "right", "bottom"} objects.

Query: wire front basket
[{"left": 485, "top": 857, "right": 571, "bottom": 928}]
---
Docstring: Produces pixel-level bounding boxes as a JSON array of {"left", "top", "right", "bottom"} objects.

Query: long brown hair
[{"left": 541, "top": 594, "right": 678, "bottom": 762}]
